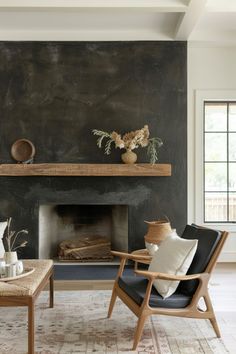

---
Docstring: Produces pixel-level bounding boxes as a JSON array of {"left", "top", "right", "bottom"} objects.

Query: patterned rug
[{"left": 0, "top": 290, "right": 229, "bottom": 354}]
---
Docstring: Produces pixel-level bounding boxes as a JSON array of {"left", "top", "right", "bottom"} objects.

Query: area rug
[{"left": 0, "top": 290, "right": 229, "bottom": 354}]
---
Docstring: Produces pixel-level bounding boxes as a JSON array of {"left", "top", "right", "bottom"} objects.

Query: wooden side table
[{"left": 131, "top": 249, "right": 152, "bottom": 270}]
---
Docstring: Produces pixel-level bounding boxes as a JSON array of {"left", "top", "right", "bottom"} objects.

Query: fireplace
[
  {"left": 0, "top": 41, "right": 187, "bottom": 263},
  {"left": 39, "top": 204, "right": 128, "bottom": 262}
]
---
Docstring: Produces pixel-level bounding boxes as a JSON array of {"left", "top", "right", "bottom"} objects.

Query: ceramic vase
[
  {"left": 121, "top": 150, "right": 137, "bottom": 164},
  {"left": 4, "top": 251, "right": 18, "bottom": 264}
]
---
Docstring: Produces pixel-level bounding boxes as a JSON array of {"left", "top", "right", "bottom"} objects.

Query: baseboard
[{"left": 218, "top": 251, "right": 236, "bottom": 263}]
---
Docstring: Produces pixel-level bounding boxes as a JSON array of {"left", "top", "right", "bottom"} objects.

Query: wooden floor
[
  {"left": 53, "top": 263, "right": 236, "bottom": 353},
  {"left": 208, "top": 263, "right": 236, "bottom": 353}
]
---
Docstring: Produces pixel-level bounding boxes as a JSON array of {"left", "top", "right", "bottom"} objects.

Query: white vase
[{"left": 4, "top": 251, "right": 18, "bottom": 264}]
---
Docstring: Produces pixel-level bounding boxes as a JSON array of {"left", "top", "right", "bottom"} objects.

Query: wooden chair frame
[
  {"left": 108, "top": 231, "right": 228, "bottom": 350},
  {"left": 0, "top": 266, "right": 54, "bottom": 354}
]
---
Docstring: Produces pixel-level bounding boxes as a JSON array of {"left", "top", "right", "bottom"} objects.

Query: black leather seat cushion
[
  {"left": 118, "top": 276, "right": 192, "bottom": 308},
  {"left": 178, "top": 224, "right": 221, "bottom": 296}
]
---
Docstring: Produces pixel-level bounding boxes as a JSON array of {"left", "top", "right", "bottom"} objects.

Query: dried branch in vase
[
  {"left": 3, "top": 217, "right": 28, "bottom": 252},
  {"left": 92, "top": 125, "right": 163, "bottom": 164}
]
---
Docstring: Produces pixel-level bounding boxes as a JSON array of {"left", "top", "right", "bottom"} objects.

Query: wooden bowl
[{"left": 11, "top": 139, "right": 35, "bottom": 163}]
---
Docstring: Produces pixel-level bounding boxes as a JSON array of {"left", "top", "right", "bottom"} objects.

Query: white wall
[{"left": 188, "top": 43, "right": 236, "bottom": 262}]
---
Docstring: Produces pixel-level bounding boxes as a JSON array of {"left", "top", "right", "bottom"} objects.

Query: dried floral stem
[
  {"left": 13, "top": 241, "right": 28, "bottom": 251},
  {"left": 6, "top": 217, "right": 12, "bottom": 252},
  {"left": 4, "top": 218, "right": 28, "bottom": 252},
  {"left": 92, "top": 130, "right": 112, "bottom": 148},
  {"left": 147, "top": 137, "right": 163, "bottom": 164},
  {"left": 10, "top": 230, "right": 28, "bottom": 251}
]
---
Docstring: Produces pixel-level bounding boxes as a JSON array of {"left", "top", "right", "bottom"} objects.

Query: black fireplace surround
[{"left": 0, "top": 41, "right": 187, "bottom": 259}]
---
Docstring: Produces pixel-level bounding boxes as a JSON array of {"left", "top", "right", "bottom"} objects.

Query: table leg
[
  {"left": 49, "top": 272, "right": 54, "bottom": 308},
  {"left": 28, "top": 298, "right": 35, "bottom": 354}
]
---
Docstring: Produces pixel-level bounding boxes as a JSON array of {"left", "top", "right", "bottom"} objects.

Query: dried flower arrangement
[
  {"left": 92, "top": 125, "right": 163, "bottom": 164},
  {"left": 3, "top": 217, "right": 28, "bottom": 252}
]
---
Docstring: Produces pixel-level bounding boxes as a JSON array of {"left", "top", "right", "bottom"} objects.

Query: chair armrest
[
  {"left": 135, "top": 269, "right": 208, "bottom": 281},
  {"left": 111, "top": 250, "right": 152, "bottom": 262}
]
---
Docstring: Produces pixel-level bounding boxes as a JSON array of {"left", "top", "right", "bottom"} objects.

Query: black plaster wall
[{"left": 0, "top": 41, "right": 187, "bottom": 258}]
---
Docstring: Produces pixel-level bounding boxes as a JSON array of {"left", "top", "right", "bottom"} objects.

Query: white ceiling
[{"left": 0, "top": 0, "right": 235, "bottom": 44}]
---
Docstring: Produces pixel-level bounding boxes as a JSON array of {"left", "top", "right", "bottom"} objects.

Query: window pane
[
  {"left": 229, "top": 103, "right": 236, "bottom": 131},
  {"left": 205, "top": 103, "right": 227, "bottom": 131},
  {"left": 205, "top": 133, "right": 227, "bottom": 161},
  {"left": 229, "top": 133, "right": 236, "bottom": 161},
  {"left": 205, "top": 192, "right": 227, "bottom": 222},
  {"left": 205, "top": 163, "right": 227, "bottom": 191},
  {"left": 229, "top": 193, "right": 236, "bottom": 221},
  {"left": 229, "top": 163, "right": 236, "bottom": 191}
]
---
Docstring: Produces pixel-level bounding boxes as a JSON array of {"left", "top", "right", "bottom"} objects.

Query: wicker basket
[{"left": 144, "top": 219, "right": 172, "bottom": 245}]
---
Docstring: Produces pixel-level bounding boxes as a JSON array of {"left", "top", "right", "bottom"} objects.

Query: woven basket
[{"left": 144, "top": 219, "right": 171, "bottom": 245}]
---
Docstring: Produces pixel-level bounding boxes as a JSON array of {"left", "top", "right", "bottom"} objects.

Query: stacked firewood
[{"left": 58, "top": 235, "right": 113, "bottom": 262}]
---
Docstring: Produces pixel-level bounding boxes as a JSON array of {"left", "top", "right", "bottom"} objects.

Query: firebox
[{"left": 39, "top": 204, "right": 128, "bottom": 262}]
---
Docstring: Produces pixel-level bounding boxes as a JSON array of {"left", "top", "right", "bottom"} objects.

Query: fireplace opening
[{"left": 39, "top": 204, "right": 128, "bottom": 262}]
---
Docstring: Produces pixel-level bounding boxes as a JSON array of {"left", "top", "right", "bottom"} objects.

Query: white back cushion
[
  {"left": 148, "top": 231, "right": 198, "bottom": 299},
  {"left": 0, "top": 221, "right": 7, "bottom": 258},
  {"left": 0, "top": 221, "right": 7, "bottom": 238}
]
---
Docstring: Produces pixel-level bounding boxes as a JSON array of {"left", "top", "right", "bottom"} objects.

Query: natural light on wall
[{"left": 204, "top": 102, "right": 236, "bottom": 222}]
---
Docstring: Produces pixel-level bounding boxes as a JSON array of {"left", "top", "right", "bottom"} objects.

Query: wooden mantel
[{"left": 0, "top": 163, "right": 171, "bottom": 177}]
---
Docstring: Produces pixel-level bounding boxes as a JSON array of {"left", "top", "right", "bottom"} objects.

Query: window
[{"left": 204, "top": 101, "right": 236, "bottom": 223}]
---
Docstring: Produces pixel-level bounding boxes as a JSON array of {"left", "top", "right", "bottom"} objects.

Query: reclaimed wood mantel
[{"left": 0, "top": 163, "right": 171, "bottom": 177}]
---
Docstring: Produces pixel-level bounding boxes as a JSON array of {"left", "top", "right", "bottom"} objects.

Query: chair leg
[
  {"left": 107, "top": 288, "right": 117, "bottom": 318},
  {"left": 209, "top": 317, "right": 221, "bottom": 338},
  {"left": 28, "top": 298, "right": 35, "bottom": 354},
  {"left": 132, "top": 314, "right": 148, "bottom": 351},
  {"left": 204, "top": 293, "right": 221, "bottom": 337}
]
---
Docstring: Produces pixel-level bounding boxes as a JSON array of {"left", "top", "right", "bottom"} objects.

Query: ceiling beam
[
  {"left": 0, "top": 0, "right": 188, "bottom": 12},
  {"left": 175, "top": 0, "right": 207, "bottom": 40},
  {"left": 0, "top": 30, "right": 173, "bottom": 41}
]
